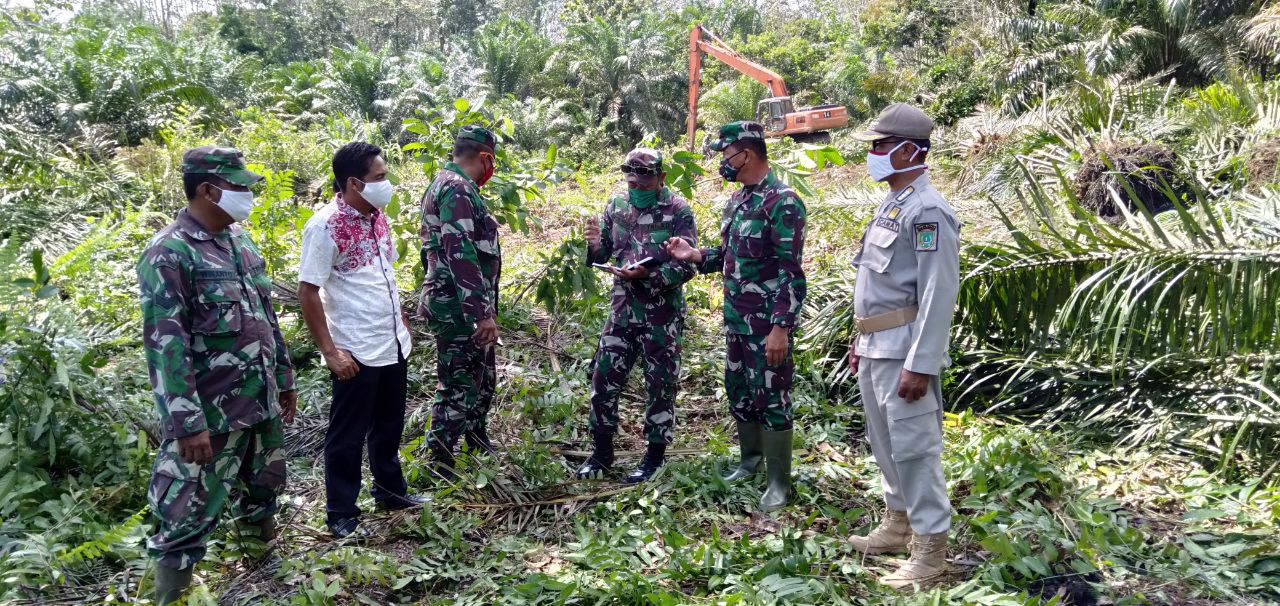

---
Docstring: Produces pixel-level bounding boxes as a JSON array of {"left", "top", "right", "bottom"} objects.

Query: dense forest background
[{"left": 1, "top": 0, "right": 1279, "bottom": 604}]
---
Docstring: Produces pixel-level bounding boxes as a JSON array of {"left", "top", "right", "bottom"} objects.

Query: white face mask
[
  {"left": 867, "top": 140, "right": 927, "bottom": 182},
  {"left": 358, "top": 179, "right": 394, "bottom": 209},
  {"left": 213, "top": 186, "right": 255, "bottom": 222}
]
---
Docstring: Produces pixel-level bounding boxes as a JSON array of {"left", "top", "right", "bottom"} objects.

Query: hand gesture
[
  {"left": 584, "top": 219, "right": 602, "bottom": 249},
  {"left": 664, "top": 237, "right": 700, "bottom": 263},
  {"left": 326, "top": 349, "right": 359, "bottom": 381}
]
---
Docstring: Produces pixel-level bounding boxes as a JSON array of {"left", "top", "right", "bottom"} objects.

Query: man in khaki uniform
[{"left": 846, "top": 104, "right": 959, "bottom": 588}]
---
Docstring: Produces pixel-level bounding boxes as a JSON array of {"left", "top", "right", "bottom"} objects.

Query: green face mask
[{"left": 628, "top": 187, "right": 658, "bottom": 209}]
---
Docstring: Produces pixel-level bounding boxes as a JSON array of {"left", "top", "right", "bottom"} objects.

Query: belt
[{"left": 855, "top": 305, "right": 918, "bottom": 334}]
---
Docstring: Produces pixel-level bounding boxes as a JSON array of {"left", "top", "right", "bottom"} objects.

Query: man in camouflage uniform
[
  {"left": 576, "top": 148, "right": 698, "bottom": 483},
  {"left": 420, "top": 126, "right": 502, "bottom": 476},
  {"left": 139, "top": 147, "right": 297, "bottom": 605},
  {"left": 666, "top": 122, "right": 807, "bottom": 511}
]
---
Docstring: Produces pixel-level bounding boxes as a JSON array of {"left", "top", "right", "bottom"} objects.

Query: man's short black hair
[
  {"left": 737, "top": 137, "right": 767, "bottom": 161},
  {"left": 332, "top": 141, "right": 383, "bottom": 193},
  {"left": 183, "top": 173, "right": 220, "bottom": 200},
  {"left": 451, "top": 139, "right": 491, "bottom": 161}
]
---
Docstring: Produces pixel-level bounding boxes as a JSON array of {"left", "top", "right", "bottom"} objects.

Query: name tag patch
[
  {"left": 874, "top": 216, "right": 900, "bottom": 232},
  {"left": 914, "top": 223, "right": 938, "bottom": 251}
]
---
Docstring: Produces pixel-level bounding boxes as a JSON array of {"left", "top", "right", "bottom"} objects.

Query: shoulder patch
[
  {"left": 894, "top": 186, "right": 915, "bottom": 203},
  {"left": 914, "top": 222, "right": 938, "bottom": 252}
]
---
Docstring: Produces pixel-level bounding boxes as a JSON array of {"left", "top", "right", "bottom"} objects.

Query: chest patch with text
[{"left": 874, "top": 217, "right": 900, "bottom": 232}]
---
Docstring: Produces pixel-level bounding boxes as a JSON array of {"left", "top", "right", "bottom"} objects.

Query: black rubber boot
[
  {"left": 464, "top": 427, "right": 499, "bottom": 456},
  {"left": 153, "top": 563, "right": 193, "bottom": 606},
  {"left": 575, "top": 432, "right": 614, "bottom": 479},
  {"left": 721, "top": 421, "right": 763, "bottom": 482},
  {"left": 759, "top": 429, "right": 793, "bottom": 512},
  {"left": 625, "top": 443, "right": 667, "bottom": 483}
]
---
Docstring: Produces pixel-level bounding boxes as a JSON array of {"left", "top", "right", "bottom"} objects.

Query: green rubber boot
[
  {"left": 759, "top": 428, "right": 793, "bottom": 512},
  {"left": 721, "top": 421, "right": 763, "bottom": 482},
  {"left": 153, "top": 563, "right": 193, "bottom": 606}
]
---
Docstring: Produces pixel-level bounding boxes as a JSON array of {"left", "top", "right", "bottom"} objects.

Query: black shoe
[
  {"left": 625, "top": 443, "right": 666, "bottom": 484},
  {"left": 328, "top": 517, "right": 370, "bottom": 540},
  {"left": 464, "top": 428, "right": 499, "bottom": 456},
  {"left": 575, "top": 432, "right": 615, "bottom": 480},
  {"left": 375, "top": 493, "right": 430, "bottom": 512}
]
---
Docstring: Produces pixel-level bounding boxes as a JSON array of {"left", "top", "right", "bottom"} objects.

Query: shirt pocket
[
  {"left": 647, "top": 221, "right": 672, "bottom": 257},
  {"left": 193, "top": 278, "right": 244, "bottom": 337},
  {"left": 731, "top": 211, "right": 772, "bottom": 258},
  {"left": 859, "top": 225, "right": 898, "bottom": 273}
]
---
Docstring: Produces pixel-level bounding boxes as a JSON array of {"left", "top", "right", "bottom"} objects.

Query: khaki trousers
[{"left": 858, "top": 357, "right": 951, "bottom": 535}]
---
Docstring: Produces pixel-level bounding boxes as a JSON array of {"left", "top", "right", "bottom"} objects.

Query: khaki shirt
[{"left": 853, "top": 173, "right": 960, "bottom": 375}]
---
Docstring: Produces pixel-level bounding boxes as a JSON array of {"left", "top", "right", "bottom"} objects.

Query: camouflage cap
[
  {"left": 456, "top": 125, "right": 497, "bottom": 153},
  {"left": 709, "top": 121, "right": 766, "bottom": 152},
  {"left": 623, "top": 147, "right": 663, "bottom": 171},
  {"left": 181, "top": 146, "right": 263, "bottom": 186},
  {"left": 854, "top": 103, "right": 934, "bottom": 141}
]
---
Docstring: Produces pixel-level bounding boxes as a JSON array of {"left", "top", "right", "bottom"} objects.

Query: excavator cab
[{"left": 756, "top": 97, "right": 795, "bottom": 134}]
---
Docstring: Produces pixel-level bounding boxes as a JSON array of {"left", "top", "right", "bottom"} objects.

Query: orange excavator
[{"left": 686, "top": 25, "right": 849, "bottom": 151}]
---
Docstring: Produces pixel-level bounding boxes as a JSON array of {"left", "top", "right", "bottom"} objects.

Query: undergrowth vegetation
[{"left": 1, "top": 0, "right": 1279, "bottom": 604}]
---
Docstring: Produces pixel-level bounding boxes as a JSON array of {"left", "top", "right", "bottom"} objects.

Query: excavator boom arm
[
  {"left": 687, "top": 26, "right": 790, "bottom": 150},
  {"left": 696, "top": 40, "right": 789, "bottom": 98}
]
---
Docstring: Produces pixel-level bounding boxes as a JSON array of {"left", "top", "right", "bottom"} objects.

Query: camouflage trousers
[
  {"left": 146, "top": 417, "right": 285, "bottom": 570},
  {"left": 428, "top": 334, "right": 496, "bottom": 451},
  {"left": 725, "top": 332, "right": 794, "bottom": 431},
  {"left": 587, "top": 316, "right": 684, "bottom": 444}
]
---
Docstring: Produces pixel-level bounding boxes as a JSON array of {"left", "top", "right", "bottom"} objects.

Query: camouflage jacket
[
  {"left": 138, "top": 210, "right": 295, "bottom": 440},
  {"left": 420, "top": 163, "right": 501, "bottom": 337},
  {"left": 697, "top": 171, "right": 807, "bottom": 336},
  {"left": 587, "top": 188, "right": 698, "bottom": 326}
]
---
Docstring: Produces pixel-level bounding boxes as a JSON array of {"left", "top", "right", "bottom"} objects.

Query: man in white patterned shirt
[{"left": 299, "top": 142, "right": 424, "bottom": 539}]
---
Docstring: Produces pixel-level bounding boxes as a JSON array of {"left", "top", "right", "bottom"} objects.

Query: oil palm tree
[
  {"left": 556, "top": 15, "right": 686, "bottom": 145},
  {"left": 472, "top": 16, "right": 553, "bottom": 100},
  {"left": 1000, "top": 0, "right": 1259, "bottom": 107}
]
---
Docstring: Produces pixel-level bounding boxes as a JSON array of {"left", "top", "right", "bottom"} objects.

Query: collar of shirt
[
  {"left": 444, "top": 162, "right": 478, "bottom": 188},
  {"left": 738, "top": 170, "right": 779, "bottom": 199},
  {"left": 335, "top": 192, "right": 382, "bottom": 223},
  {"left": 887, "top": 172, "right": 932, "bottom": 201}
]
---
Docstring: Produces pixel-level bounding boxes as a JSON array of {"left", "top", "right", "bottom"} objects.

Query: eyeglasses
[
  {"left": 620, "top": 164, "right": 660, "bottom": 177},
  {"left": 871, "top": 139, "right": 906, "bottom": 153}
]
